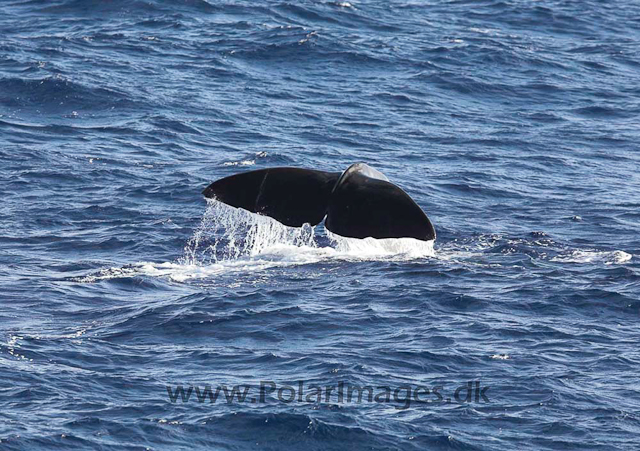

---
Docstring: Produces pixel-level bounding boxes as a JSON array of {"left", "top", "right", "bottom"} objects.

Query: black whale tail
[{"left": 202, "top": 163, "right": 436, "bottom": 241}]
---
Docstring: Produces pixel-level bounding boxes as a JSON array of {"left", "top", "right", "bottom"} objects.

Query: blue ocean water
[{"left": 1, "top": 0, "right": 640, "bottom": 449}]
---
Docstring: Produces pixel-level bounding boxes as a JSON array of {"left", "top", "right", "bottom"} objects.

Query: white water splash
[
  {"left": 180, "top": 200, "right": 319, "bottom": 265},
  {"left": 77, "top": 200, "right": 435, "bottom": 283}
]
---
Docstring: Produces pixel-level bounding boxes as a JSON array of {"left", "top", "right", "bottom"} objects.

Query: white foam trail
[
  {"left": 551, "top": 250, "right": 632, "bottom": 265},
  {"left": 75, "top": 260, "right": 294, "bottom": 283},
  {"left": 77, "top": 200, "right": 434, "bottom": 283},
  {"left": 328, "top": 231, "right": 434, "bottom": 259}
]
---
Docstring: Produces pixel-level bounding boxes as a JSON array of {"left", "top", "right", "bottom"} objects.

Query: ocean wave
[{"left": 0, "top": 75, "right": 136, "bottom": 113}]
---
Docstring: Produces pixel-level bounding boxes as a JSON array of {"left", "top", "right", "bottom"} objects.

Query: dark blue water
[{"left": 2, "top": 0, "right": 640, "bottom": 449}]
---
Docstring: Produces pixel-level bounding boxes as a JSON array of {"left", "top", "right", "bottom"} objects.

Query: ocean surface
[{"left": 1, "top": 0, "right": 640, "bottom": 449}]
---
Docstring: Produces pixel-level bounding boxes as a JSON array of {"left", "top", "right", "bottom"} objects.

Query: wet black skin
[{"left": 203, "top": 165, "right": 435, "bottom": 241}]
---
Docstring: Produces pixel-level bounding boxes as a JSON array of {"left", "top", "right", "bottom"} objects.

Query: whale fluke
[{"left": 203, "top": 163, "right": 435, "bottom": 241}]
